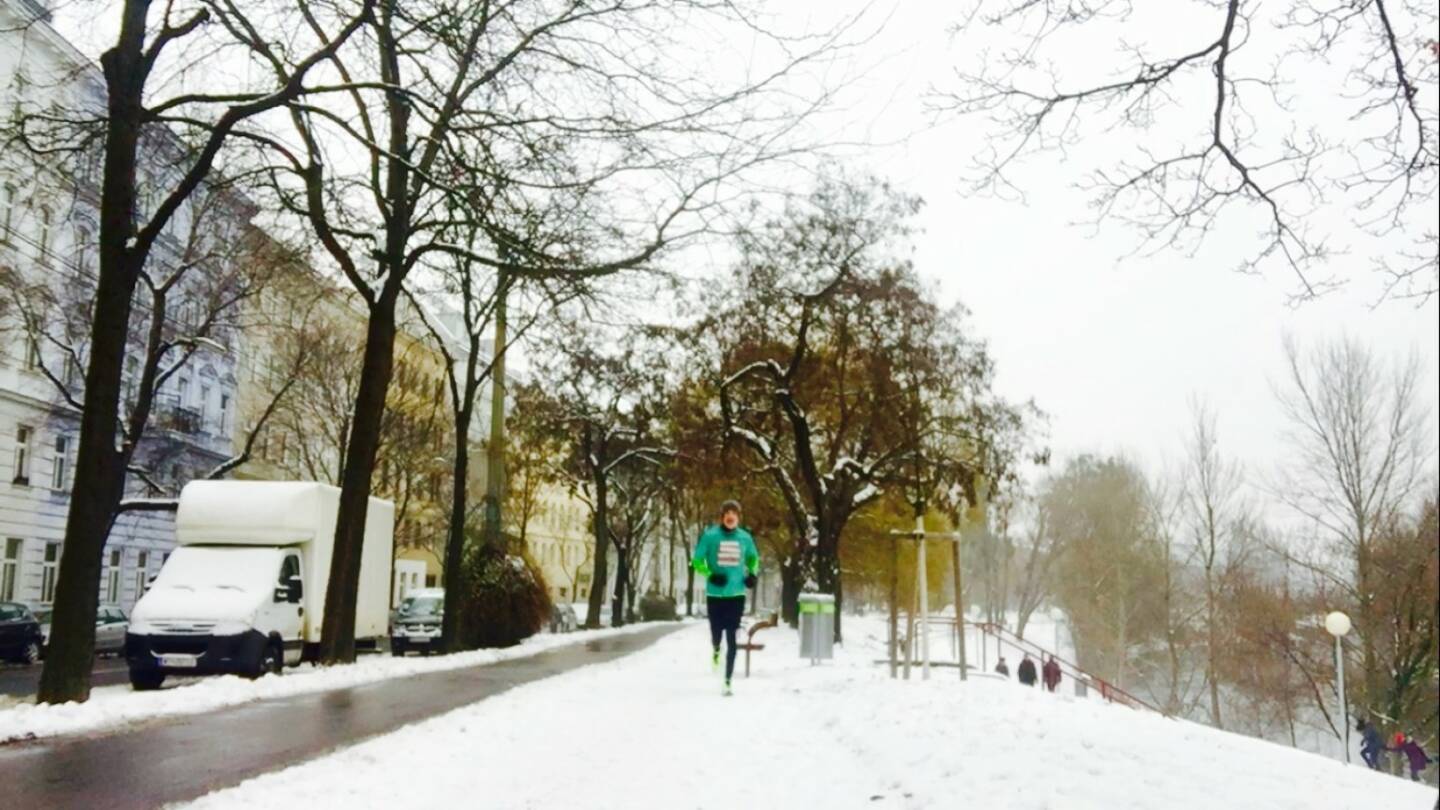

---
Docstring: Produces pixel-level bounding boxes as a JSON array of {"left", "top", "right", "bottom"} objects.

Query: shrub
[
  {"left": 458, "top": 544, "right": 552, "bottom": 649},
  {"left": 639, "top": 591, "right": 678, "bottom": 622}
]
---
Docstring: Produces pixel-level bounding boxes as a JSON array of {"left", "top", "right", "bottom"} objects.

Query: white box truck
[{"left": 125, "top": 481, "right": 394, "bottom": 689}]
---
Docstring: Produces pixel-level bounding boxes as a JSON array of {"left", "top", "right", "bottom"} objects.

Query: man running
[{"left": 692, "top": 499, "right": 760, "bottom": 696}]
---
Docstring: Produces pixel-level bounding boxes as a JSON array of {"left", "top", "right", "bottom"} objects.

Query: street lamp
[{"left": 1324, "top": 611, "right": 1352, "bottom": 764}]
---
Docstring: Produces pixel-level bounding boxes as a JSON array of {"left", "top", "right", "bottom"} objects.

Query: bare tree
[
  {"left": 5, "top": 0, "right": 370, "bottom": 703},
  {"left": 250, "top": 0, "right": 848, "bottom": 662},
  {"left": 1182, "top": 398, "right": 1253, "bottom": 728},
  {"left": 1274, "top": 334, "right": 1433, "bottom": 737},
  {"left": 1011, "top": 496, "right": 1059, "bottom": 640},
  {"left": 937, "top": 0, "right": 1439, "bottom": 301},
  {"left": 517, "top": 323, "right": 673, "bottom": 629}
]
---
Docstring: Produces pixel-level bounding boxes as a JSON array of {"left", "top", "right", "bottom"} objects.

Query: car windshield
[{"left": 398, "top": 596, "right": 443, "bottom": 618}]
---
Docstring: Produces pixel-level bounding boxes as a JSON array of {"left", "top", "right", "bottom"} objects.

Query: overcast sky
[
  {"left": 41, "top": 0, "right": 1439, "bottom": 495},
  {"left": 764, "top": 0, "right": 1440, "bottom": 490}
]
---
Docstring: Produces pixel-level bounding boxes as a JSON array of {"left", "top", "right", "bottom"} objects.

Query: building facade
[{"left": 3, "top": 0, "right": 253, "bottom": 614}]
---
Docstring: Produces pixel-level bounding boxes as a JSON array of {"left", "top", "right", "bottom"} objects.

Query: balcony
[{"left": 154, "top": 396, "right": 204, "bottom": 435}]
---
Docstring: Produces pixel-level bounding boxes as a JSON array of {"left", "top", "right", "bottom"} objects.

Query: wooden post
[
  {"left": 888, "top": 535, "right": 898, "bottom": 679},
  {"left": 953, "top": 538, "right": 967, "bottom": 681}
]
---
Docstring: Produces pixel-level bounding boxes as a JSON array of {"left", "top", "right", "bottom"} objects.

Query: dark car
[
  {"left": 390, "top": 589, "right": 444, "bottom": 656},
  {"left": 0, "top": 602, "right": 44, "bottom": 664}
]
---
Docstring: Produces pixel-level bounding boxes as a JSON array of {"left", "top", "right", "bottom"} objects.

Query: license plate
[{"left": 160, "top": 653, "right": 198, "bottom": 668}]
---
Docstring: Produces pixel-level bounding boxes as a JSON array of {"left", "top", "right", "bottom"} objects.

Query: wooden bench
[{"left": 739, "top": 613, "right": 779, "bottom": 678}]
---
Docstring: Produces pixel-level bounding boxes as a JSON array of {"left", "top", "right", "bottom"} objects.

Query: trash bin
[{"left": 798, "top": 593, "right": 835, "bottom": 664}]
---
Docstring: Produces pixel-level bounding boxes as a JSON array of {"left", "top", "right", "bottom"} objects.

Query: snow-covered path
[
  {"left": 182, "top": 618, "right": 1435, "bottom": 810},
  {"left": 0, "top": 623, "right": 661, "bottom": 743}
]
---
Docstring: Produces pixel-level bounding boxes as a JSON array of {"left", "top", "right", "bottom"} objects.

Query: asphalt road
[
  {"left": 0, "top": 623, "right": 681, "bottom": 810},
  {"left": 0, "top": 656, "right": 133, "bottom": 698}
]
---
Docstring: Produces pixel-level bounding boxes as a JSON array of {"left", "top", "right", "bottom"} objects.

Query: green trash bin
[{"left": 798, "top": 593, "right": 835, "bottom": 664}]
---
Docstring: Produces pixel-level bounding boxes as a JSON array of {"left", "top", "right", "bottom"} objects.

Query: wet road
[
  {"left": 0, "top": 657, "right": 131, "bottom": 698},
  {"left": 0, "top": 624, "right": 681, "bottom": 810}
]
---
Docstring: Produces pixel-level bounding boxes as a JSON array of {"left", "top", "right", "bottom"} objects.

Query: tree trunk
[
  {"left": 37, "top": 2, "right": 149, "bottom": 704},
  {"left": 611, "top": 544, "right": 628, "bottom": 628},
  {"left": 584, "top": 474, "right": 610, "bottom": 629},
  {"left": 320, "top": 297, "right": 398, "bottom": 663},
  {"left": 684, "top": 538, "right": 695, "bottom": 617},
  {"left": 1206, "top": 579, "right": 1223, "bottom": 728},
  {"left": 780, "top": 555, "right": 801, "bottom": 627}
]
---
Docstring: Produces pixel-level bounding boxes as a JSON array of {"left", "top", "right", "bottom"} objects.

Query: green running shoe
[
  {"left": 722, "top": 679, "right": 733, "bottom": 697},
  {"left": 711, "top": 648, "right": 720, "bottom": 672}
]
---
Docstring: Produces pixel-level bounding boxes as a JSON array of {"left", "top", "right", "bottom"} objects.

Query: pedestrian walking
[
  {"left": 1357, "top": 719, "right": 1383, "bottom": 770},
  {"left": 1017, "top": 654, "right": 1038, "bottom": 687},
  {"left": 691, "top": 499, "right": 760, "bottom": 697},
  {"left": 1387, "top": 733, "right": 1435, "bottom": 782},
  {"left": 994, "top": 656, "right": 1009, "bottom": 678},
  {"left": 1042, "top": 655, "right": 1062, "bottom": 693}
]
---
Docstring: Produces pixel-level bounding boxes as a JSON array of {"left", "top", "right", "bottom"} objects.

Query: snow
[
  {"left": 179, "top": 616, "right": 1433, "bottom": 810},
  {"left": 0, "top": 624, "right": 661, "bottom": 744}
]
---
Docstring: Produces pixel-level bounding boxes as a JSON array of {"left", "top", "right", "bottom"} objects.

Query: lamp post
[{"left": 1324, "top": 611, "right": 1352, "bottom": 764}]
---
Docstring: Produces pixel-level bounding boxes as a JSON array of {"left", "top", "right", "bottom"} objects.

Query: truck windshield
[
  {"left": 153, "top": 546, "right": 283, "bottom": 592},
  {"left": 398, "top": 596, "right": 443, "bottom": 618}
]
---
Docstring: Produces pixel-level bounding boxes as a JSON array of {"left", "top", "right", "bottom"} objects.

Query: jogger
[{"left": 692, "top": 499, "right": 760, "bottom": 694}]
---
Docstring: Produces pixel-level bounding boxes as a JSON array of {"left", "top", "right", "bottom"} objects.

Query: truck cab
[{"left": 127, "top": 545, "right": 303, "bottom": 687}]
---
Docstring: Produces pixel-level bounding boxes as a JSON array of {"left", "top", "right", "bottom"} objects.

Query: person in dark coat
[
  {"left": 1387, "top": 733, "right": 1435, "bottom": 782},
  {"left": 1357, "top": 719, "right": 1383, "bottom": 770},
  {"left": 994, "top": 656, "right": 1009, "bottom": 677},
  {"left": 1042, "top": 655, "right": 1062, "bottom": 693},
  {"left": 1017, "top": 654, "right": 1038, "bottom": 686}
]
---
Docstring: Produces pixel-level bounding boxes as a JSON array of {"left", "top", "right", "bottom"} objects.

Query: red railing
[{"left": 969, "top": 621, "right": 1164, "bottom": 715}]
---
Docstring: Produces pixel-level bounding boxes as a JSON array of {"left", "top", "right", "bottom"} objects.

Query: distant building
[{"left": 523, "top": 483, "right": 595, "bottom": 605}]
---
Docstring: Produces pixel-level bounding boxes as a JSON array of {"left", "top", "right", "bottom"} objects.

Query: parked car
[
  {"left": 0, "top": 602, "right": 44, "bottom": 665},
  {"left": 94, "top": 606, "right": 129, "bottom": 656},
  {"left": 30, "top": 606, "right": 52, "bottom": 647},
  {"left": 549, "top": 603, "right": 578, "bottom": 633},
  {"left": 391, "top": 588, "right": 444, "bottom": 656}
]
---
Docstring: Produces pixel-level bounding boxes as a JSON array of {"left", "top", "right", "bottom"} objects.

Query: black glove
[
  {"left": 743, "top": 574, "right": 758, "bottom": 589},
  {"left": 708, "top": 572, "right": 728, "bottom": 587}
]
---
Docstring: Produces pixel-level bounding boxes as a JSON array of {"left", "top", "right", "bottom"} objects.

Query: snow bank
[
  {"left": 180, "top": 616, "right": 1434, "bottom": 810},
  {"left": 0, "top": 623, "right": 663, "bottom": 744}
]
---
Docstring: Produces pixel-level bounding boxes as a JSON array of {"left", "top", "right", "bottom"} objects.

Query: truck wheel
[
  {"left": 251, "top": 643, "right": 282, "bottom": 679},
  {"left": 390, "top": 640, "right": 405, "bottom": 657},
  {"left": 130, "top": 669, "right": 165, "bottom": 691}
]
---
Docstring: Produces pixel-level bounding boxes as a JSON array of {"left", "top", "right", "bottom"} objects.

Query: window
[
  {"left": 104, "top": 549, "right": 121, "bottom": 603},
  {"left": 38, "top": 205, "right": 53, "bottom": 256},
  {"left": 40, "top": 542, "right": 59, "bottom": 602},
  {"left": 1, "top": 538, "right": 22, "bottom": 601},
  {"left": 219, "top": 394, "right": 230, "bottom": 436},
  {"left": 177, "top": 377, "right": 190, "bottom": 406},
  {"left": 199, "top": 384, "right": 211, "bottom": 426},
  {"left": 51, "top": 435, "right": 68, "bottom": 490},
  {"left": 13, "top": 425, "right": 32, "bottom": 485},
  {"left": 1, "top": 183, "right": 16, "bottom": 242},
  {"left": 134, "top": 550, "right": 149, "bottom": 598},
  {"left": 24, "top": 332, "right": 41, "bottom": 371},
  {"left": 75, "top": 224, "right": 93, "bottom": 273},
  {"left": 124, "top": 357, "right": 139, "bottom": 402}
]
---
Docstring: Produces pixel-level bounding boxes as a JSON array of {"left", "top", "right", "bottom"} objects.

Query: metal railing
[{"left": 970, "top": 620, "right": 1164, "bottom": 715}]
